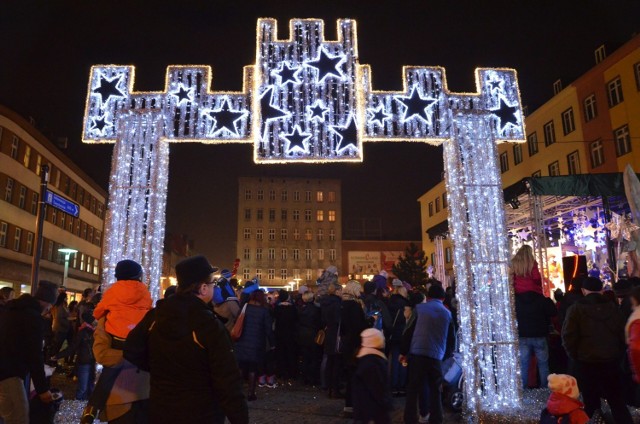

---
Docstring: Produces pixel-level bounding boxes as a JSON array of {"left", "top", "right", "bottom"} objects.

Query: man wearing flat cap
[
  {"left": 0, "top": 280, "right": 58, "bottom": 423},
  {"left": 126, "top": 255, "right": 248, "bottom": 424}
]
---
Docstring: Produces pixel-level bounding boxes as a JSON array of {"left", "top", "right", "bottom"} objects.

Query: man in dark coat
[
  {"left": 320, "top": 282, "right": 342, "bottom": 398},
  {"left": 126, "top": 255, "right": 248, "bottom": 424},
  {"left": 0, "top": 281, "right": 58, "bottom": 423},
  {"left": 562, "top": 277, "right": 632, "bottom": 424}
]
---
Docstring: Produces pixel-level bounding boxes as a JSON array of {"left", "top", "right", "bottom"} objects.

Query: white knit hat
[
  {"left": 357, "top": 328, "right": 386, "bottom": 358},
  {"left": 547, "top": 374, "right": 579, "bottom": 400}
]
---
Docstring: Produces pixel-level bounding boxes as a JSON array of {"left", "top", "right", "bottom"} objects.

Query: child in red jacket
[{"left": 540, "top": 374, "right": 589, "bottom": 424}]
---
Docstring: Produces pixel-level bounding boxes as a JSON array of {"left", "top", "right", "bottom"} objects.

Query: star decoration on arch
[
  {"left": 281, "top": 126, "right": 312, "bottom": 154},
  {"left": 487, "top": 78, "right": 503, "bottom": 93},
  {"left": 395, "top": 87, "right": 437, "bottom": 124},
  {"left": 271, "top": 62, "right": 301, "bottom": 86},
  {"left": 206, "top": 98, "right": 247, "bottom": 137},
  {"left": 260, "top": 86, "right": 290, "bottom": 122},
  {"left": 367, "top": 105, "right": 392, "bottom": 126},
  {"left": 306, "top": 101, "right": 328, "bottom": 122},
  {"left": 171, "top": 84, "right": 194, "bottom": 105},
  {"left": 305, "top": 47, "right": 346, "bottom": 83},
  {"left": 92, "top": 74, "right": 125, "bottom": 106},
  {"left": 330, "top": 115, "right": 359, "bottom": 154},
  {"left": 491, "top": 97, "right": 520, "bottom": 134},
  {"left": 90, "top": 115, "right": 111, "bottom": 136}
]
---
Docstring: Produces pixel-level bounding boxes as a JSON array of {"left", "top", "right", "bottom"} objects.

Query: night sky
[{"left": 2, "top": 1, "right": 639, "bottom": 268}]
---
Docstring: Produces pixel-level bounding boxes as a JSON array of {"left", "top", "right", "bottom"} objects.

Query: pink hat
[{"left": 547, "top": 374, "right": 579, "bottom": 400}]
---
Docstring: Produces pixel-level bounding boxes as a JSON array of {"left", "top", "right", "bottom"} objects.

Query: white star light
[
  {"left": 395, "top": 86, "right": 437, "bottom": 125},
  {"left": 306, "top": 100, "right": 329, "bottom": 122},
  {"left": 367, "top": 104, "right": 392, "bottom": 126},
  {"left": 170, "top": 83, "right": 194, "bottom": 105}
]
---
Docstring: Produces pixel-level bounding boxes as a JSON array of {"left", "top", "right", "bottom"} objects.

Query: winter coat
[
  {"left": 512, "top": 261, "right": 543, "bottom": 294},
  {"left": 386, "top": 294, "right": 409, "bottom": 344},
  {"left": 296, "top": 301, "right": 322, "bottom": 347},
  {"left": 545, "top": 392, "right": 589, "bottom": 424},
  {"left": 515, "top": 291, "right": 557, "bottom": 338},
  {"left": 408, "top": 299, "right": 454, "bottom": 360},
  {"left": 363, "top": 293, "right": 392, "bottom": 335},
  {"left": 94, "top": 318, "right": 150, "bottom": 422},
  {"left": 52, "top": 304, "right": 71, "bottom": 333},
  {"left": 56, "top": 322, "right": 95, "bottom": 365},
  {"left": 626, "top": 307, "right": 640, "bottom": 382},
  {"left": 562, "top": 293, "right": 626, "bottom": 363},
  {"left": 0, "top": 294, "right": 49, "bottom": 394},
  {"left": 274, "top": 302, "right": 298, "bottom": 342},
  {"left": 558, "top": 290, "right": 583, "bottom": 329},
  {"left": 127, "top": 294, "right": 248, "bottom": 424},
  {"left": 234, "top": 303, "right": 275, "bottom": 365},
  {"left": 320, "top": 294, "right": 342, "bottom": 354},
  {"left": 352, "top": 354, "right": 393, "bottom": 424},
  {"left": 214, "top": 298, "right": 241, "bottom": 332},
  {"left": 93, "top": 279, "right": 152, "bottom": 339},
  {"left": 340, "top": 299, "right": 368, "bottom": 364}
]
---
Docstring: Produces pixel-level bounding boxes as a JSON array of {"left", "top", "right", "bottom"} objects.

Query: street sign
[{"left": 45, "top": 190, "right": 79, "bottom": 217}]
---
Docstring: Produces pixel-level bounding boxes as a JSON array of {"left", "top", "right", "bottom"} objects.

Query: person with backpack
[
  {"left": 540, "top": 374, "right": 588, "bottom": 424},
  {"left": 362, "top": 280, "right": 391, "bottom": 334}
]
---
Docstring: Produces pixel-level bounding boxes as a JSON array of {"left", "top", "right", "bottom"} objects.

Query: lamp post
[{"left": 58, "top": 248, "right": 78, "bottom": 289}]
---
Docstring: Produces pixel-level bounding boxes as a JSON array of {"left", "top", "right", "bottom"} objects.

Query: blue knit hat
[
  {"left": 243, "top": 278, "right": 261, "bottom": 294},
  {"left": 115, "top": 260, "right": 143, "bottom": 281},
  {"left": 220, "top": 269, "right": 233, "bottom": 280}
]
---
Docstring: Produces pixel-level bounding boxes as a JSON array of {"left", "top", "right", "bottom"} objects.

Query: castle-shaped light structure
[{"left": 83, "top": 18, "right": 526, "bottom": 417}]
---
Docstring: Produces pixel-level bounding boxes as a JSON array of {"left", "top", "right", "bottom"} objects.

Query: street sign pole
[{"left": 31, "top": 164, "right": 49, "bottom": 295}]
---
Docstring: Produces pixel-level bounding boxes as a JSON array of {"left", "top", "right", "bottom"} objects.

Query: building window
[
  {"left": 553, "top": 79, "right": 563, "bottom": 95},
  {"left": 614, "top": 125, "right": 632, "bottom": 157},
  {"left": 329, "top": 249, "right": 336, "bottom": 260},
  {"left": 243, "top": 248, "right": 250, "bottom": 260},
  {"left": 268, "top": 248, "right": 275, "bottom": 260},
  {"left": 328, "top": 191, "right": 336, "bottom": 202},
  {"left": 595, "top": 45, "right": 606, "bottom": 64},
  {"left": 94, "top": 230, "right": 102, "bottom": 246},
  {"left": 94, "top": 258, "right": 100, "bottom": 275},
  {"left": 513, "top": 144, "right": 523, "bottom": 165},
  {"left": 548, "top": 161, "right": 560, "bottom": 176},
  {"left": 281, "top": 229, "right": 288, "bottom": 240},
  {"left": 281, "top": 190, "right": 288, "bottom": 201},
  {"left": 68, "top": 217, "right": 74, "bottom": 233},
  {"left": 445, "top": 247, "right": 452, "bottom": 263},
  {"left": 584, "top": 94, "right": 597, "bottom": 122},
  {"left": 269, "top": 190, "right": 276, "bottom": 201},
  {"left": 567, "top": 151, "right": 581, "bottom": 175},
  {"left": 269, "top": 209, "right": 276, "bottom": 221},
  {"left": 305, "top": 249, "right": 312, "bottom": 260},
  {"left": 328, "top": 210, "right": 336, "bottom": 222},
  {"left": 243, "top": 268, "right": 250, "bottom": 281},
  {"left": 306, "top": 269, "right": 313, "bottom": 281},
  {"left": 590, "top": 140, "right": 605, "bottom": 168},
  {"left": 329, "top": 229, "right": 336, "bottom": 241},
  {"left": 244, "top": 208, "right": 251, "bottom": 220},
  {"left": 442, "top": 193, "right": 447, "bottom": 208},
  {"left": 26, "top": 232, "right": 34, "bottom": 255},
  {"left": 269, "top": 229, "right": 275, "bottom": 240},
  {"left": 293, "top": 191, "right": 300, "bottom": 202},
  {"left": 256, "top": 269, "right": 262, "bottom": 279},
  {"left": 305, "top": 229, "right": 312, "bottom": 241},
  {"left": 51, "top": 209, "right": 57, "bottom": 225},
  {"left": 268, "top": 269, "right": 275, "bottom": 280},
  {"left": 543, "top": 121, "right": 555, "bottom": 146},
  {"left": 305, "top": 191, "right": 312, "bottom": 202},
  {"left": 5, "top": 178, "right": 14, "bottom": 202},
  {"left": 11, "top": 136, "right": 19, "bottom": 159},
  {"left": 78, "top": 188, "right": 84, "bottom": 205},
  {"left": 60, "top": 213, "right": 66, "bottom": 230},
  {"left": 256, "top": 209, "right": 263, "bottom": 221},
  {"left": 293, "top": 210, "right": 300, "bottom": 221},
  {"left": 281, "top": 209, "right": 287, "bottom": 221},
  {"left": 293, "top": 249, "right": 300, "bottom": 260},
  {"left": 316, "top": 191, "right": 324, "bottom": 202},
  {"left": 607, "top": 77, "right": 623, "bottom": 107},
  {"left": 257, "top": 189, "right": 264, "bottom": 200},
  {"left": 435, "top": 197, "right": 441, "bottom": 213},
  {"left": 527, "top": 132, "right": 538, "bottom": 156},
  {"left": 281, "top": 249, "right": 287, "bottom": 260},
  {"left": 47, "top": 240, "right": 54, "bottom": 261},
  {"left": 23, "top": 145, "right": 31, "bottom": 168},
  {"left": 13, "top": 228, "right": 21, "bottom": 251},
  {"left": 281, "top": 269, "right": 287, "bottom": 280},
  {"left": 317, "top": 229, "right": 323, "bottom": 241},
  {"left": 428, "top": 202, "right": 433, "bottom": 217},
  {"left": 561, "top": 107, "right": 575, "bottom": 135},
  {"left": 499, "top": 152, "right": 509, "bottom": 173},
  {"left": 97, "top": 203, "right": 104, "bottom": 219},
  {"left": 293, "top": 269, "right": 300, "bottom": 279},
  {"left": 294, "top": 229, "right": 300, "bottom": 240},
  {"left": 0, "top": 222, "right": 7, "bottom": 247},
  {"left": 82, "top": 222, "right": 87, "bottom": 239},
  {"left": 256, "top": 229, "right": 263, "bottom": 240},
  {"left": 532, "top": 170, "right": 541, "bottom": 178},
  {"left": 256, "top": 248, "right": 263, "bottom": 260},
  {"left": 305, "top": 209, "right": 312, "bottom": 221},
  {"left": 18, "top": 186, "right": 26, "bottom": 209},
  {"left": 245, "top": 189, "right": 251, "bottom": 200},
  {"left": 634, "top": 62, "right": 640, "bottom": 91},
  {"left": 244, "top": 228, "right": 251, "bottom": 239},
  {"left": 31, "top": 193, "right": 38, "bottom": 215},
  {"left": 318, "top": 249, "right": 325, "bottom": 260},
  {"left": 317, "top": 210, "right": 324, "bottom": 222}
]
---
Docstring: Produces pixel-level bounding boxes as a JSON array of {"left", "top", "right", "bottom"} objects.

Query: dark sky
[{"left": 2, "top": 1, "right": 639, "bottom": 267}]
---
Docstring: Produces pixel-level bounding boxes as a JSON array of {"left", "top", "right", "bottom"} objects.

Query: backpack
[{"left": 539, "top": 408, "right": 570, "bottom": 424}]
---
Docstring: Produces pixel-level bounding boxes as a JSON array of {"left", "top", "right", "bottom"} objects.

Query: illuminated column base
[
  {"left": 443, "top": 112, "right": 521, "bottom": 417},
  {"left": 102, "top": 111, "right": 168, "bottom": 303}
]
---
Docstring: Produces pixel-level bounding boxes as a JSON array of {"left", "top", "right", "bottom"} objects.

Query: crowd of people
[{"left": 3, "top": 247, "right": 640, "bottom": 423}]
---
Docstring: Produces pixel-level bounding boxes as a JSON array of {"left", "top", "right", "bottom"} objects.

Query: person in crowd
[
  {"left": 68, "top": 300, "right": 79, "bottom": 333},
  {"left": 562, "top": 276, "right": 632, "bottom": 423},
  {"left": 320, "top": 282, "right": 343, "bottom": 398},
  {"left": 401, "top": 284, "right": 455, "bottom": 424},
  {"left": 626, "top": 286, "right": 640, "bottom": 404},
  {"left": 372, "top": 270, "right": 388, "bottom": 292},
  {"left": 363, "top": 280, "right": 392, "bottom": 335},
  {"left": 274, "top": 289, "right": 298, "bottom": 381},
  {"left": 126, "top": 255, "right": 248, "bottom": 423},
  {"left": 214, "top": 277, "right": 240, "bottom": 332},
  {"left": 352, "top": 328, "right": 393, "bottom": 424},
  {"left": 387, "top": 281, "right": 410, "bottom": 396},
  {"left": 315, "top": 266, "right": 339, "bottom": 299},
  {"left": 235, "top": 289, "right": 275, "bottom": 400},
  {"left": 51, "top": 291, "right": 73, "bottom": 359},
  {"left": 53, "top": 311, "right": 96, "bottom": 400},
  {"left": 339, "top": 280, "right": 369, "bottom": 419},
  {"left": 540, "top": 374, "right": 589, "bottom": 423},
  {"left": 0, "top": 287, "right": 15, "bottom": 310},
  {"left": 510, "top": 244, "right": 543, "bottom": 295},
  {"left": 296, "top": 290, "right": 322, "bottom": 386},
  {"left": 443, "top": 285, "right": 458, "bottom": 331},
  {"left": 239, "top": 277, "right": 260, "bottom": 306},
  {"left": 615, "top": 278, "right": 634, "bottom": 321},
  {"left": 559, "top": 276, "right": 585, "bottom": 329},
  {"left": 0, "top": 280, "right": 58, "bottom": 423},
  {"left": 76, "top": 288, "right": 95, "bottom": 329},
  {"left": 515, "top": 286, "right": 557, "bottom": 388}
]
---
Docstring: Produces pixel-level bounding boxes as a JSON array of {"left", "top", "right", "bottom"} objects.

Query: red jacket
[
  {"left": 93, "top": 280, "right": 152, "bottom": 339},
  {"left": 627, "top": 315, "right": 640, "bottom": 383},
  {"left": 546, "top": 392, "right": 589, "bottom": 424},
  {"left": 513, "top": 262, "right": 543, "bottom": 295}
]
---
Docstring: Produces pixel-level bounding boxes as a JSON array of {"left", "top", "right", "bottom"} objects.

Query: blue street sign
[{"left": 45, "top": 190, "right": 79, "bottom": 218}]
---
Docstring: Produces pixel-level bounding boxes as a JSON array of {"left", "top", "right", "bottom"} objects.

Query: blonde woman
[{"left": 510, "top": 245, "right": 543, "bottom": 294}]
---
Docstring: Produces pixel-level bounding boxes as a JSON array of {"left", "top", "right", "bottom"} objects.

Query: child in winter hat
[
  {"left": 352, "top": 328, "right": 392, "bottom": 422},
  {"left": 541, "top": 374, "right": 588, "bottom": 424}
]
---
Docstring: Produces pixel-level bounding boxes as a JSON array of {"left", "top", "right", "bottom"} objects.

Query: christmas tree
[{"left": 392, "top": 242, "right": 428, "bottom": 287}]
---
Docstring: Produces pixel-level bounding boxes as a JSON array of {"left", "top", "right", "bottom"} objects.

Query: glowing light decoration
[{"left": 83, "top": 18, "right": 526, "bottom": 419}]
